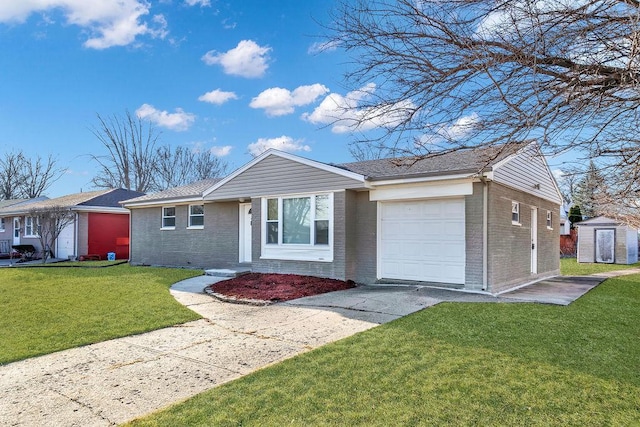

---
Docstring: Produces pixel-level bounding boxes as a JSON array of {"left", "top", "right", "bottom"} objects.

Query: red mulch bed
[{"left": 207, "top": 273, "right": 356, "bottom": 302}]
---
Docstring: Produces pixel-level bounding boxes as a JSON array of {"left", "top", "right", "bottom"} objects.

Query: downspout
[
  {"left": 481, "top": 177, "right": 489, "bottom": 291},
  {"left": 74, "top": 212, "right": 79, "bottom": 260}
]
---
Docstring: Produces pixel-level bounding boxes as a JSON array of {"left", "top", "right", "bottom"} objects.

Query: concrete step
[{"left": 204, "top": 268, "right": 251, "bottom": 278}]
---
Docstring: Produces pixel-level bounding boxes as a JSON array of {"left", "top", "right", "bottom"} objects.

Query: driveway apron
[{"left": 0, "top": 277, "right": 438, "bottom": 427}]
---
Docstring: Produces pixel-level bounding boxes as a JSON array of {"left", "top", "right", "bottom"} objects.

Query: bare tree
[
  {"left": 329, "top": 1, "right": 640, "bottom": 215},
  {"left": 0, "top": 151, "right": 63, "bottom": 200},
  {"left": 20, "top": 154, "right": 63, "bottom": 198},
  {"left": 90, "top": 111, "right": 160, "bottom": 193},
  {"left": 0, "top": 151, "right": 25, "bottom": 200},
  {"left": 154, "top": 145, "right": 228, "bottom": 190},
  {"left": 28, "top": 206, "right": 75, "bottom": 263}
]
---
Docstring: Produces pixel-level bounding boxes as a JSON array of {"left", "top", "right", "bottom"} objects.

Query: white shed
[{"left": 576, "top": 216, "right": 638, "bottom": 264}]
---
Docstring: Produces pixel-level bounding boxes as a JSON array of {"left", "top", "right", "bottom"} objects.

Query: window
[
  {"left": 266, "top": 198, "right": 278, "bottom": 244},
  {"left": 25, "top": 216, "right": 40, "bottom": 237},
  {"left": 0, "top": 217, "right": 4, "bottom": 232},
  {"left": 511, "top": 201, "right": 520, "bottom": 224},
  {"left": 262, "top": 193, "right": 333, "bottom": 262},
  {"left": 188, "top": 205, "right": 204, "bottom": 228},
  {"left": 546, "top": 210, "right": 553, "bottom": 229},
  {"left": 162, "top": 207, "right": 176, "bottom": 229}
]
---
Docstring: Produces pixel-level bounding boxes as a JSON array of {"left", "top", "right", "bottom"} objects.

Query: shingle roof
[
  {"left": 337, "top": 143, "right": 527, "bottom": 180},
  {"left": 0, "top": 199, "right": 28, "bottom": 209},
  {"left": 122, "top": 179, "right": 221, "bottom": 204},
  {"left": 0, "top": 189, "right": 143, "bottom": 215}
]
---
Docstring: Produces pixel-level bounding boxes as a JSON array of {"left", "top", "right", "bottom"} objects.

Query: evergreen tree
[
  {"left": 573, "top": 161, "right": 606, "bottom": 219},
  {"left": 568, "top": 205, "right": 583, "bottom": 228}
]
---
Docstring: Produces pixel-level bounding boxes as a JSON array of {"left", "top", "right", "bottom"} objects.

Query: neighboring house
[
  {"left": 0, "top": 199, "right": 31, "bottom": 256},
  {"left": 123, "top": 142, "right": 562, "bottom": 294},
  {"left": 0, "top": 189, "right": 144, "bottom": 260},
  {"left": 576, "top": 216, "right": 639, "bottom": 264}
]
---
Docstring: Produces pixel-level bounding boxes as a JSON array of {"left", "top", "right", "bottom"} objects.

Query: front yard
[
  {"left": 0, "top": 264, "right": 201, "bottom": 365},
  {"left": 126, "top": 260, "right": 640, "bottom": 426},
  {"left": 1, "top": 259, "right": 638, "bottom": 425}
]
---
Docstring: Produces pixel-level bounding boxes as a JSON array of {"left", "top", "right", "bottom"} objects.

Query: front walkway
[{"left": 0, "top": 276, "right": 441, "bottom": 427}]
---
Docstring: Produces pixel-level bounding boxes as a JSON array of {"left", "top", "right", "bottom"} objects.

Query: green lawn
[
  {"left": 128, "top": 272, "right": 640, "bottom": 426},
  {"left": 0, "top": 264, "right": 202, "bottom": 364},
  {"left": 560, "top": 257, "right": 640, "bottom": 276}
]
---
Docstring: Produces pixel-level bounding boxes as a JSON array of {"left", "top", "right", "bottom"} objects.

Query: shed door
[
  {"left": 379, "top": 198, "right": 465, "bottom": 284},
  {"left": 595, "top": 229, "right": 615, "bottom": 263}
]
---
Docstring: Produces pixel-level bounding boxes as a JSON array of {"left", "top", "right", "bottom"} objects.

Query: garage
[{"left": 379, "top": 198, "right": 466, "bottom": 284}]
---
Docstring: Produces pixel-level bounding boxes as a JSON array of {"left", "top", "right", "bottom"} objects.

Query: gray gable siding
[
  {"left": 492, "top": 145, "right": 562, "bottom": 204},
  {"left": 208, "top": 155, "right": 365, "bottom": 200}
]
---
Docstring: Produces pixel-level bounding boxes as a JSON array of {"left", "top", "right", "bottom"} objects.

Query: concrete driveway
[{"left": 0, "top": 276, "right": 445, "bottom": 427}]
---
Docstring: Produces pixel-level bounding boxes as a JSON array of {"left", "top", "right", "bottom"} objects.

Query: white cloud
[
  {"left": 202, "top": 40, "right": 271, "bottom": 78},
  {"left": 211, "top": 145, "right": 232, "bottom": 157},
  {"left": 184, "top": 0, "right": 211, "bottom": 6},
  {"left": 436, "top": 113, "right": 480, "bottom": 141},
  {"left": 135, "top": 104, "right": 196, "bottom": 131},
  {"left": 0, "top": 1, "right": 168, "bottom": 49},
  {"left": 308, "top": 40, "right": 340, "bottom": 55},
  {"left": 247, "top": 136, "right": 311, "bottom": 157},
  {"left": 250, "top": 84, "right": 329, "bottom": 117},
  {"left": 198, "top": 89, "right": 238, "bottom": 105},
  {"left": 302, "top": 83, "right": 415, "bottom": 134}
]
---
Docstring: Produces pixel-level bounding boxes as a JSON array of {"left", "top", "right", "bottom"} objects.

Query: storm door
[{"left": 595, "top": 229, "right": 615, "bottom": 263}]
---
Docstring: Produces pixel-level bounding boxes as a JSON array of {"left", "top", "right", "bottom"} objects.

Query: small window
[
  {"left": 511, "top": 202, "right": 520, "bottom": 224},
  {"left": 546, "top": 211, "right": 553, "bottom": 229},
  {"left": 25, "top": 216, "right": 40, "bottom": 237},
  {"left": 0, "top": 217, "right": 5, "bottom": 232},
  {"left": 314, "top": 194, "right": 330, "bottom": 245},
  {"left": 189, "top": 205, "right": 204, "bottom": 228},
  {"left": 162, "top": 207, "right": 176, "bottom": 229}
]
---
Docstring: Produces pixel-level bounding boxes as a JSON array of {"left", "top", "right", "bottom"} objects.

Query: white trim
[
  {"left": 72, "top": 206, "right": 130, "bottom": 214},
  {"left": 123, "top": 196, "right": 203, "bottom": 208},
  {"left": 369, "top": 173, "right": 476, "bottom": 187},
  {"left": 369, "top": 179, "right": 473, "bottom": 201},
  {"left": 239, "top": 203, "right": 252, "bottom": 263},
  {"left": 203, "top": 149, "right": 366, "bottom": 198},
  {"left": 531, "top": 207, "right": 538, "bottom": 274}
]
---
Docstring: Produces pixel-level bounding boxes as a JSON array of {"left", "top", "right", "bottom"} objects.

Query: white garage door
[
  {"left": 56, "top": 222, "right": 75, "bottom": 259},
  {"left": 379, "top": 198, "right": 465, "bottom": 284}
]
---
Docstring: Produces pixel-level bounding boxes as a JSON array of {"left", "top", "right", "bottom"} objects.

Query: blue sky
[{"left": 0, "top": 0, "right": 376, "bottom": 197}]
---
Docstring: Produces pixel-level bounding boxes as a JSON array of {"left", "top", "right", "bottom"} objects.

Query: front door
[
  {"left": 595, "top": 229, "right": 615, "bottom": 263},
  {"left": 13, "top": 217, "right": 20, "bottom": 246},
  {"left": 531, "top": 208, "right": 538, "bottom": 274},
  {"left": 239, "top": 203, "right": 252, "bottom": 263}
]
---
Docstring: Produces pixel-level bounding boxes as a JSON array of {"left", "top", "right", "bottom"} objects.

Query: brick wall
[{"left": 487, "top": 182, "right": 560, "bottom": 293}]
